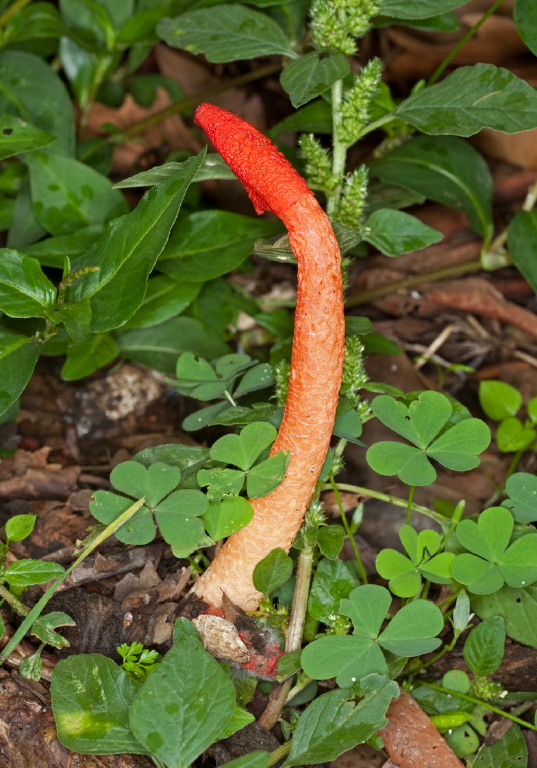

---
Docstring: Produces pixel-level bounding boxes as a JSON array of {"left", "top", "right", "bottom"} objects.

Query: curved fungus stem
[{"left": 192, "top": 104, "right": 345, "bottom": 611}]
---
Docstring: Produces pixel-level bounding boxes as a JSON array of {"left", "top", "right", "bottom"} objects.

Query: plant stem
[
  {"left": 0, "top": 0, "right": 32, "bottom": 28},
  {"left": 266, "top": 740, "right": 292, "bottom": 767},
  {"left": 406, "top": 486, "right": 415, "bottom": 525},
  {"left": 422, "top": 682, "right": 537, "bottom": 731},
  {"left": 116, "top": 63, "right": 281, "bottom": 141},
  {"left": 329, "top": 473, "right": 368, "bottom": 583},
  {"left": 0, "top": 583, "right": 30, "bottom": 617},
  {"left": 428, "top": 0, "right": 505, "bottom": 86},
  {"left": 327, "top": 77, "right": 346, "bottom": 217},
  {"left": 0, "top": 498, "right": 146, "bottom": 665},
  {"left": 322, "top": 482, "right": 449, "bottom": 529},
  {"left": 258, "top": 536, "right": 315, "bottom": 730}
]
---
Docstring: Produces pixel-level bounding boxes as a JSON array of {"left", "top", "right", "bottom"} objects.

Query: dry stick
[{"left": 192, "top": 104, "right": 345, "bottom": 611}]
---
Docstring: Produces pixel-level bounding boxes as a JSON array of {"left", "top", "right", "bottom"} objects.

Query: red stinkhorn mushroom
[{"left": 192, "top": 103, "right": 345, "bottom": 612}]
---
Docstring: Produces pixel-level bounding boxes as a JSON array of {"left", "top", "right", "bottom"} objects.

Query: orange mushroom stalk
[{"left": 192, "top": 104, "right": 345, "bottom": 612}]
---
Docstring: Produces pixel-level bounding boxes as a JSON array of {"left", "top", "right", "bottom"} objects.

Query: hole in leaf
[{"left": 2, "top": 127, "right": 13, "bottom": 135}]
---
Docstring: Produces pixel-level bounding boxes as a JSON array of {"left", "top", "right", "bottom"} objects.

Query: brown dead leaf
[
  {"left": 0, "top": 448, "right": 79, "bottom": 501},
  {"left": 331, "top": 744, "right": 386, "bottom": 768},
  {"left": 84, "top": 87, "right": 201, "bottom": 175},
  {"left": 474, "top": 127, "right": 537, "bottom": 169}
]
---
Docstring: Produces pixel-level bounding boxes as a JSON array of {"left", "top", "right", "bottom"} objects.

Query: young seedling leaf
[
  {"left": 5, "top": 514, "right": 36, "bottom": 542},
  {"left": 317, "top": 525, "right": 345, "bottom": 560},
  {"left": 495, "top": 418, "right": 535, "bottom": 453},
  {"left": 4, "top": 559, "right": 64, "bottom": 587},
  {"left": 463, "top": 617, "right": 505, "bottom": 676},
  {"left": 308, "top": 558, "right": 357, "bottom": 622},
  {"left": 129, "top": 619, "right": 235, "bottom": 767},
  {"left": 253, "top": 548, "right": 293, "bottom": 595},
  {"left": 51, "top": 654, "right": 144, "bottom": 755}
]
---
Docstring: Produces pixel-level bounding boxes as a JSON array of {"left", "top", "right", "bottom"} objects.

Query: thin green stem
[
  {"left": 0, "top": 498, "right": 146, "bottom": 665},
  {"left": 406, "top": 486, "right": 415, "bottom": 525},
  {"left": 355, "top": 112, "right": 398, "bottom": 140},
  {"left": 322, "top": 482, "right": 449, "bottom": 530},
  {"left": 266, "top": 741, "right": 292, "bottom": 767},
  {"left": 285, "top": 674, "right": 314, "bottom": 704},
  {"left": 329, "top": 474, "right": 368, "bottom": 583},
  {"left": 0, "top": 0, "right": 32, "bottom": 28},
  {"left": 259, "top": 537, "right": 315, "bottom": 730},
  {"left": 422, "top": 682, "right": 537, "bottom": 731},
  {"left": 0, "top": 583, "right": 30, "bottom": 617},
  {"left": 428, "top": 0, "right": 505, "bottom": 86}
]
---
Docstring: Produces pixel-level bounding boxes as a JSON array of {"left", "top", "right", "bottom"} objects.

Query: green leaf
[
  {"left": 269, "top": 99, "right": 333, "bottom": 137},
  {"left": 5, "top": 514, "right": 36, "bottom": 542},
  {"left": 129, "top": 619, "right": 235, "bottom": 767},
  {"left": 301, "top": 634, "right": 388, "bottom": 686},
  {"left": 220, "top": 755, "right": 269, "bottom": 768},
  {"left": 395, "top": 64, "right": 537, "bottom": 136},
  {"left": 508, "top": 210, "right": 537, "bottom": 293},
  {"left": 0, "top": 331, "right": 41, "bottom": 417},
  {"left": 280, "top": 51, "right": 350, "bottom": 108},
  {"left": 154, "top": 490, "right": 208, "bottom": 558},
  {"left": 308, "top": 558, "right": 357, "bottom": 623},
  {"left": 0, "top": 249, "right": 56, "bottom": 317},
  {"left": 3, "top": 2, "right": 64, "bottom": 44},
  {"left": 27, "top": 152, "right": 128, "bottom": 237},
  {"left": 371, "top": 135, "right": 493, "bottom": 240},
  {"left": 159, "top": 210, "right": 281, "bottom": 283},
  {"left": 24, "top": 225, "right": 104, "bottom": 269},
  {"left": 378, "top": 600, "right": 443, "bottom": 656},
  {"left": 157, "top": 5, "right": 295, "bottom": 62},
  {"left": 427, "top": 418, "right": 491, "bottom": 470},
  {"left": 284, "top": 682, "right": 398, "bottom": 766},
  {"left": 514, "top": 0, "right": 537, "bottom": 56},
  {"left": 500, "top": 533, "right": 537, "bottom": 589},
  {"left": 456, "top": 507, "right": 513, "bottom": 562},
  {"left": 114, "top": 155, "right": 237, "bottom": 188},
  {"left": 253, "top": 548, "right": 293, "bottom": 594},
  {"left": 378, "top": 0, "right": 469, "bottom": 20},
  {"left": 0, "top": 116, "right": 55, "bottom": 161},
  {"left": 376, "top": 549, "right": 421, "bottom": 598},
  {"left": 51, "top": 654, "right": 144, "bottom": 754},
  {"left": 247, "top": 451, "right": 289, "bottom": 498},
  {"left": 31, "top": 611, "right": 75, "bottom": 648},
  {"left": 333, "top": 408, "right": 363, "bottom": 445},
  {"left": 4, "top": 559, "right": 64, "bottom": 587},
  {"left": 339, "top": 584, "right": 391, "bottom": 638},
  {"left": 0, "top": 50, "right": 74, "bottom": 156},
  {"left": 66, "top": 152, "right": 205, "bottom": 333},
  {"left": 133, "top": 443, "right": 209, "bottom": 482},
  {"left": 90, "top": 492, "right": 156, "bottom": 545},
  {"left": 197, "top": 467, "right": 245, "bottom": 500},
  {"left": 372, "top": 392, "right": 452, "bottom": 448},
  {"left": 317, "top": 525, "right": 345, "bottom": 560},
  {"left": 479, "top": 380, "right": 522, "bottom": 421},
  {"left": 496, "top": 418, "right": 535, "bottom": 453},
  {"left": 452, "top": 554, "right": 503, "bottom": 595},
  {"left": 210, "top": 421, "right": 277, "bottom": 471},
  {"left": 366, "top": 441, "right": 437, "bottom": 486},
  {"left": 116, "top": 316, "right": 229, "bottom": 374},
  {"left": 472, "top": 724, "right": 527, "bottom": 767},
  {"left": 61, "top": 334, "right": 119, "bottom": 380},
  {"left": 504, "top": 473, "right": 537, "bottom": 523},
  {"left": 463, "top": 617, "right": 505, "bottom": 676},
  {"left": 364, "top": 209, "right": 442, "bottom": 257},
  {"left": 110, "top": 461, "right": 181, "bottom": 507},
  {"left": 122, "top": 276, "right": 201, "bottom": 329},
  {"left": 473, "top": 584, "right": 537, "bottom": 648},
  {"left": 202, "top": 497, "right": 253, "bottom": 540}
]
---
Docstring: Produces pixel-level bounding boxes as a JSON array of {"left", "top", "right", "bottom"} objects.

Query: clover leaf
[
  {"left": 452, "top": 506, "right": 537, "bottom": 594},
  {"left": 198, "top": 421, "right": 289, "bottom": 500},
  {"left": 366, "top": 392, "right": 490, "bottom": 486},
  {"left": 300, "top": 584, "right": 443, "bottom": 687},
  {"left": 376, "top": 525, "right": 455, "bottom": 597},
  {"left": 90, "top": 461, "right": 209, "bottom": 557},
  {"left": 503, "top": 473, "right": 537, "bottom": 523}
]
